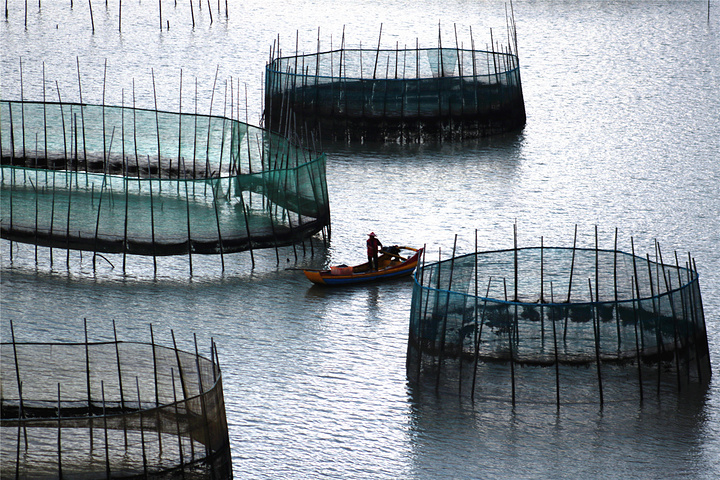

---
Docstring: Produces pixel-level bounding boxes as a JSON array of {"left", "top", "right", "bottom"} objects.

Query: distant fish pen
[
  {"left": 407, "top": 230, "right": 712, "bottom": 406},
  {"left": 0, "top": 322, "right": 232, "bottom": 479},
  {"left": 0, "top": 99, "right": 330, "bottom": 272},
  {"left": 264, "top": 26, "right": 526, "bottom": 143}
]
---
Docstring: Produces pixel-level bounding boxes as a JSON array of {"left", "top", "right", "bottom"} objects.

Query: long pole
[
  {"left": 373, "top": 23, "right": 383, "bottom": 79},
  {"left": 84, "top": 319, "right": 94, "bottom": 449},
  {"left": 656, "top": 243, "right": 682, "bottom": 391},
  {"left": 504, "top": 278, "right": 515, "bottom": 406},
  {"left": 471, "top": 277, "right": 492, "bottom": 402},
  {"left": 550, "top": 283, "right": 560, "bottom": 409},
  {"left": 564, "top": 225, "right": 578, "bottom": 340},
  {"left": 589, "top": 280, "right": 603, "bottom": 406}
]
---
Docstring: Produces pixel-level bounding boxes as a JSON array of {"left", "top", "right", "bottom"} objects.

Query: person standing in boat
[{"left": 367, "top": 232, "right": 383, "bottom": 271}]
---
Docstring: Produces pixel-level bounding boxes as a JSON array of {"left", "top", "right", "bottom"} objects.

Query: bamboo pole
[
  {"left": 539, "top": 236, "right": 545, "bottom": 343},
  {"left": 88, "top": 0, "right": 94, "bottom": 32},
  {"left": 645, "top": 253, "right": 662, "bottom": 395},
  {"left": 101, "top": 381, "right": 111, "bottom": 478},
  {"left": 20, "top": 60, "right": 26, "bottom": 164},
  {"left": 674, "top": 252, "right": 691, "bottom": 384},
  {"left": 563, "top": 225, "right": 578, "bottom": 340},
  {"left": 112, "top": 320, "right": 127, "bottom": 445},
  {"left": 57, "top": 383, "right": 63, "bottom": 478},
  {"left": 589, "top": 279, "right": 603, "bottom": 406},
  {"left": 630, "top": 237, "right": 645, "bottom": 351},
  {"left": 631, "top": 276, "right": 644, "bottom": 403},
  {"left": 504, "top": 278, "right": 515, "bottom": 406},
  {"left": 171, "top": 369, "right": 185, "bottom": 468},
  {"left": 471, "top": 277, "right": 492, "bottom": 402},
  {"left": 416, "top": 246, "right": 431, "bottom": 383},
  {"left": 10, "top": 320, "right": 28, "bottom": 445},
  {"left": 83, "top": 318, "right": 94, "bottom": 450},
  {"left": 373, "top": 23, "right": 383, "bottom": 79},
  {"left": 656, "top": 243, "right": 681, "bottom": 391},
  {"left": 149, "top": 325, "right": 163, "bottom": 453},
  {"left": 613, "top": 228, "right": 621, "bottom": 348},
  {"left": 686, "top": 254, "right": 703, "bottom": 382},
  {"left": 550, "top": 283, "right": 560, "bottom": 409},
  {"left": 194, "top": 334, "right": 211, "bottom": 457},
  {"left": 145, "top": 155, "right": 157, "bottom": 273},
  {"left": 136, "top": 378, "right": 148, "bottom": 476},
  {"left": 121, "top": 91, "right": 129, "bottom": 273}
]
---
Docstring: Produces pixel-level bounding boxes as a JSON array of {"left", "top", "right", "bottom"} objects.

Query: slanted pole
[{"left": 564, "top": 225, "right": 578, "bottom": 340}]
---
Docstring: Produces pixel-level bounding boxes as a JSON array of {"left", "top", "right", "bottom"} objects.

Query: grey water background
[{"left": 1, "top": 0, "right": 719, "bottom": 478}]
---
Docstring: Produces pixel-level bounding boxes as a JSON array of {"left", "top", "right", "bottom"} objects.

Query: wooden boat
[{"left": 303, "top": 246, "right": 423, "bottom": 286}]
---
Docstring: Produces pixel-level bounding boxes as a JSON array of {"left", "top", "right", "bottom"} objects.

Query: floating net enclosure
[
  {"left": 264, "top": 30, "right": 526, "bottom": 143},
  {"left": 1, "top": 100, "right": 330, "bottom": 262},
  {"left": 0, "top": 326, "right": 232, "bottom": 479},
  {"left": 407, "top": 237, "right": 711, "bottom": 405}
]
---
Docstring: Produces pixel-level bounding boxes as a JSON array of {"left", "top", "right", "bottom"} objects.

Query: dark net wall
[
  {"left": 0, "top": 100, "right": 330, "bottom": 256},
  {"left": 265, "top": 47, "right": 526, "bottom": 142},
  {"left": 1, "top": 341, "right": 232, "bottom": 479},
  {"left": 407, "top": 247, "right": 711, "bottom": 404}
]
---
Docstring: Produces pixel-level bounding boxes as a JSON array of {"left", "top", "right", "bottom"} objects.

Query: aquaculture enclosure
[
  {"left": 407, "top": 234, "right": 711, "bottom": 405},
  {"left": 0, "top": 324, "right": 232, "bottom": 478},
  {"left": 264, "top": 31, "right": 526, "bottom": 142},
  {"left": 1, "top": 100, "right": 330, "bottom": 268}
]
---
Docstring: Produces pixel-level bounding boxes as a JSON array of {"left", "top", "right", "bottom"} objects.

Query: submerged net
[
  {"left": 407, "top": 246, "right": 712, "bottom": 404},
  {"left": 265, "top": 47, "right": 526, "bottom": 142},
  {"left": 1, "top": 339, "right": 231, "bottom": 479},
  {"left": 1, "top": 100, "right": 330, "bottom": 256}
]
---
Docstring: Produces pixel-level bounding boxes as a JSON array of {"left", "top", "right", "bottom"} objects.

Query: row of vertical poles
[
  {"left": 264, "top": 25, "right": 523, "bottom": 143},
  {"left": 2, "top": 61, "right": 329, "bottom": 272},
  {"left": 7, "top": 0, "right": 228, "bottom": 32},
  {"left": 408, "top": 229, "right": 709, "bottom": 406},
  {"left": 3, "top": 320, "right": 224, "bottom": 478}
]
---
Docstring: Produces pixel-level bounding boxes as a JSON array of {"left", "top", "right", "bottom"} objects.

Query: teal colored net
[
  {"left": 1, "top": 338, "right": 232, "bottom": 478},
  {"left": 407, "top": 246, "right": 711, "bottom": 404},
  {"left": 1, "top": 100, "right": 330, "bottom": 256},
  {"left": 265, "top": 47, "right": 526, "bottom": 142}
]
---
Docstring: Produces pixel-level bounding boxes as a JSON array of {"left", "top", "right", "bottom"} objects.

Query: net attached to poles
[
  {"left": 1, "top": 100, "right": 330, "bottom": 256},
  {"left": 265, "top": 46, "right": 526, "bottom": 143},
  {"left": 407, "top": 245, "right": 712, "bottom": 405},
  {"left": 1, "top": 339, "right": 232, "bottom": 479}
]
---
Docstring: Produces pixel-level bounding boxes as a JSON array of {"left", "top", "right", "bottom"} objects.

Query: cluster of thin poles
[
  {"left": 265, "top": 15, "right": 523, "bottom": 142},
  {"left": 9, "top": 0, "right": 229, "bottom": 32},
  {"left": 409, "top": 225, "right": 709, "bottom": 408},
  {"left": 3, "top": 319, "right": 227, "bottom": 479},
  {"left": 2, "top": 58, "right": 331, "bottom": 275}
]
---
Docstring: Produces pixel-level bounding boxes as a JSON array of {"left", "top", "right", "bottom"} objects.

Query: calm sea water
[{"left": 2, "top": 1, "right": 720, "bottom": 478}]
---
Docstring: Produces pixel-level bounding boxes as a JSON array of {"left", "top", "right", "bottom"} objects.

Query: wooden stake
[{"left": 589, "top": 279, "right": 603, "bottom": 407}]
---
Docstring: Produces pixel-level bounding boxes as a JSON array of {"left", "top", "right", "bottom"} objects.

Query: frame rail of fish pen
[
  {"left": 0, "top": 321, "right": 232, "bottom": 479},
  {"left": 406, "top": 231, "right": 712, "bottom": 406},
  {"left": 0, "top": 99, "right": 331, "bottom": 272},
  {"left": 264, "top": 26, "right": 526, "bottom": 143}
]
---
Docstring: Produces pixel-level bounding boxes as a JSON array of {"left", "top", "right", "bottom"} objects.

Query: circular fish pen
[
  {"left": 264, "top": 30, "right": 526, "bottom": 143},
  {"left": 407, "top": 234, "right": 712, "bottom": 406},
  {"left": 0, "top": 324, "right": 232, "bottom": 479},
  {"left": 0, "top": 100, "right": 330, "bottom": 269}
]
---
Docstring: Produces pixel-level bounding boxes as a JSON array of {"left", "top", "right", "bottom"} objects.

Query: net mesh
[
  {"left": 1, "top": 100, "right": 330, "bottom": 255},
  {"left": 1, "top": 340, "right": 232, "bottom": 479},
  {"left": 265, "top": 47, "right": 526, "bottom": 142},
  {"left": 407, "top": 246, "right": 712, "bottom": 403}
]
